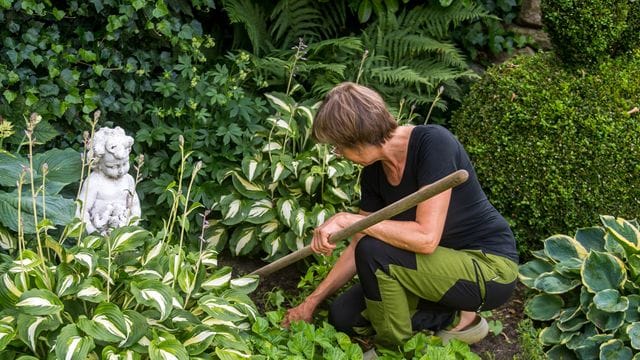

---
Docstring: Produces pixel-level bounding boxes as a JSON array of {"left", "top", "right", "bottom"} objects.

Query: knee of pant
[
  {"left": 355, "top": 236, "right": 385, "bottom": 270},
  {"left": 328, "top": 301, "right": 353, "bottom": 334}
]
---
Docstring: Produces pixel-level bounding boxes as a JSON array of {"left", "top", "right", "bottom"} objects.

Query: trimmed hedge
[
  {"left": 451, "top": 51, "right": 640, "bottom": 255},
  {"left": 541, "top": 0, "right": 630, "bottom": 66}
]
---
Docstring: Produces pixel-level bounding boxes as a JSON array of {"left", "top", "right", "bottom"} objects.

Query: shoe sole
[{"left": 435, "top": 316, "right": 489, "bottom": 345}]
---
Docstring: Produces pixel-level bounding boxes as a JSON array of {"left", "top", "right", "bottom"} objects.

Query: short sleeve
[{"left": 416, "top": 126, "right": 460, "bottom": 187}]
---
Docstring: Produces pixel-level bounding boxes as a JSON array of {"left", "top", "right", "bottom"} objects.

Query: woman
[{"left": 282, "top": 82, "right": 518, "bottom": 346}]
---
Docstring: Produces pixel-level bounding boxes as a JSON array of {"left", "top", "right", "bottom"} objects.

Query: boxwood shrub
[
  {"left": 450, "top": 50, "right": 640, "bottom": 256},
  {"left": 540, "top": 0, "right": 630, "bottom": 66}
]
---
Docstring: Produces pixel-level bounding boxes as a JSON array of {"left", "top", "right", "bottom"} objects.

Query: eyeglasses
[{"left": 330, "top": 145, "right": 343, "bottom": 157}]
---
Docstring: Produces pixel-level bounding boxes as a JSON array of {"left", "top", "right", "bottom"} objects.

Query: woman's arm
[{"left": 314, "top": 189, "right": 452, "bottom": 255}]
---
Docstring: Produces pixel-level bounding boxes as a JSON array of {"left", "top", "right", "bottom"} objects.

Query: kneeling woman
[{"left": 282, "top": 82, "right": 519, "bottom": 346}]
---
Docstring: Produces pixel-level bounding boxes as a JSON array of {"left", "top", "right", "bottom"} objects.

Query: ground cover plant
[{"left": 520, "top": 216, "right": 640, "bottom": 359}]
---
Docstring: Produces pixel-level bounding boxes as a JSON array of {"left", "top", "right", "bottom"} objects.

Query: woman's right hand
[{"left": 282, "top": 300, "right": 316, "bottom": 328}]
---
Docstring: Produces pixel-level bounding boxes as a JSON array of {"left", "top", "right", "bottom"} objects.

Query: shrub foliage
[
  {"left": 451, "top": 51, "right": 640, "bottom": 254},
  {"left": 541, "top": 0, "right": 635, "bottom": 66}
]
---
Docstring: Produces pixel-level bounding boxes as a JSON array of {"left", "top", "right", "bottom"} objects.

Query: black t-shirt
[{"left": 360, "top": 125, "right": 518, "bottom": 262}]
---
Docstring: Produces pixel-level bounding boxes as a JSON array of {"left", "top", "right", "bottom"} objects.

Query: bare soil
[{"left": 220, "top": 253, "right": 526, "bottom": 360}]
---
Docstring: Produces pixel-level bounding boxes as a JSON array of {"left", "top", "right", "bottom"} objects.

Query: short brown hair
[{"left": 312, "top": 82, "right": 397, "bottom": 148}]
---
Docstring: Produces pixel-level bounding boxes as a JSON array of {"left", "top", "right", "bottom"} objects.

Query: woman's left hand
[{"left": 311, "top": 212, "right": 362, "bottom": 256}]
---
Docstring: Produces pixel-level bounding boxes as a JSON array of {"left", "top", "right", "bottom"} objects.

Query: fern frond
[
  {"left": 368, "top": 66, "right": 432, "bottom": 87},
  {"left": 306, "top": 37, "right": 364, "bottom": 57},
  {"left": 316, "top": 0, "right": 349, "bottom": 39},
  {"left": 401, "top": 2, "right": 491, "bottom": 39},
  {"left": 222, "top": 0, "right": 271, "bottom": 55},
  {"left": 270, "top": 0, "right": 324, "bottom": 48}
]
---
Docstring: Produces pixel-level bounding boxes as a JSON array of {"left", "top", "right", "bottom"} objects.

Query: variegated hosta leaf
[
  {"left": 60, "top": 217, "right": 84, "bottom": 241},
  {"left": 284, "top": 231, "right": 309, "bottom": 252},
  {"left": 71, "top": 249, "right": 97, "bottom": 274},
  {"left": 219, "top": 195, "right": 248, "bottom": 226},
  {"left": 0, "top": 319, "right": 15, "bottom": 351},
  {"left": 581, "top": 251, "right": 626, "bottom": 293},
  {"left": 229, "top": 225, "right": 257, "bottom": 257},
  {"left": 215, "top": 347, "right": 251, "bottom": 359},
  {"left": 199, "top": 249, "right": 218, "bottom": 268},
  {"left": 149, "top": 338, "right": 189, "bottom": 360},
  {"left": 198, "top": 295, "right": 247, "bottom": 322},
  {"left": 310, "top": 204, "right": 333, "bottom": 228},
  {"left": 203, "top": 222, "right": 228, "bottom": 252},
  {"left": 16, "top": 289, "right": 63, "bottom": 316},
  {"left": 8, "top": 250, "right": 42, "bottom": 274},
  {"left": 241, "top": 156, "right": 267, "bottom": 182},
  {"left": 168, "top": 309, "right": 200, "bottom": 330},
  {"left": 221, "top": 291, "right": 259, "bottom": 322},
  {"left": 121, "top": 309, "right": 148, "bottom": 348},
  {"left": 261, "top": 141, "right": 282, "bottom": 152},
  {"left": 77, "top": 277, "right": 107, "bottom": 303},
  {"left": 296, "top": 105, "right": 314, "bottom": 128},
  {"left": 518, "top": 259, "right": 554, "bottom": 289},
  {"left": 79, "top": 234, "right": 103, "bottom": 249},
  {"left": 276, "top": 198, "right": 297, "bottom": 228},
  {"left": 102, "top": 346, "right": 143, "bottom": 360},
  {"left": 291, "top": 209, "right": 307, "bottom": 237},
  {"left": 130, "top": 280, "right": 174, "bottom": 321},
  {"left": 109, "top": 226, "right": 150, "bottom": 253},
  {"left": 17, "top": 314, "right": 60, "bottom": 352},
  {"left": 265, "top": 93, "right": 293, "bottom": 114},
  {"left": 300, "top": 173, "right": 321, "bottom": 195},
  {"left": 183, "top": 325, "right": 217, "bottom": 356},
  {"left": 54, "top": 324, "right": 95, "bottom": 360},
  {"left": 543, "top": 235, "right": 588, "bottom": 262},
  {"left": 55, "top": 264, "right": 81, "bottom": 297},
  {"left": 328, "top": 186, "right": 350, "bottom": 202},
  {"left": 230, "top": 276, "right": 259, "bottom": 295},
  {"left": 142, "top": 240, "right": 165, "bottom": 266},
  {"left": 574, "top": 226, "right": 606, "bottom": 252},
  {"left": 0, "top": 273, "right": 22, "bottom": 307},
  {"left": 261, "top": 232, "right": 284, "bottom": 260},
  {"left": 260, "top": 220, "right": 279, "bottom": 235},
  {"left": 245, "top": 199, "right": 275, "bottom": 225},
  {"left": 178, "top": 265, "right": 196, "bottom": 295},
  {"left": 231, "top": 172, "right": 266, "bottom": 200},
  {"left": 0, "top": 225, "right": 15, "bottom": 250},
  {"left": 270, "top": 161, "right": 291, "bottom": 182},
  {"left": 77, "top": 302, "right": 128, "bottom": 343}
]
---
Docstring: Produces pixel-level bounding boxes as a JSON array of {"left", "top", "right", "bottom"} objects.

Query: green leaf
[
  {"left": 0, "top": 320, "right": 15, "bottom": 351},
  {"left": 593, "top": 289, "right": 628, "bottom": 312},
  {"left": 231, "top": 172, "right": 267, "bottom": 200},
  {"left": 545, "top": 345, "right": 578, "bottom": 360},
  {"left": 544, "top": 235, "right": 587, "bottom": 262},
  {"left": 229, "top": 225, "right": 257, "bottom": 256},
  {"left": 277, "top": 197, "right": 297, "bottom": 227},
  {"left": 215, "top": 347, "right": 251, "bottom": 360},
  {"left": 626, "top": 295, "right": 640, "bottom": 322},
  {"left": 533, "top": 272, "right": 581, "bottom": 294},
  {"left": 77, "top": 303, "right": 128, "bottom": 343},
  {"left": 149, "top": 338, "right": 189, "bottom": 360},
  {"left": 17, "top": 314, "right": 59, "bottom": 352},
  {"left": 586, "top": 302, "right": 625, "bottom": 331},
  {"left": 245, "top": 199, "right": 275, "bottom": 225},
  {"left": 201, "top": 266, "right": 232, "bottom": 290},
  {"left": 130, "top": 280, "right": 174, "bottom": 321},
  {"left": 229, "top": 275, "right": 259, "bottom": 294},
  {"left": 54, "top": 324, "right": 95, "bottom": 360},
  {"left": 601, "top": 215, "right": 640, "bottom": 257},
  {"left": 525, "top": 293, "right": 564, "bottom": 321},
  {"left": 16, "top": 289, "right": 63, "bottom": 316},
  {"left": 0, "top": 190, "right": 75, "bottom": 233},
  {"left": 241, "top": 156, "right": 267, "bottom": 182},
  {"left": 627, "top": 322, "right": 640, "bottom": 350},
  {"left": 599, "top": 339, "right": 632, "bottom": 360},
  {"left": 0, "top": 225, "right": 16, "bottom": 251},
  {"left": 199, "top": 295, "right": 247, "bottom": 322},
  {"left": 76, "top": 277, "right": 107, "bottom": 303},
  {"left": 219, "top": 195, "right": 248, "bottom": 226},
  {"left": 581, "top": 251, "right": 626, "bottom": 293},
  {"left": 109, "top": 226, "right": 150, "bottom": 253},
  {"left": 151, "top": 0, "right": 170, "bottom": 18},
  {"left": 183, "top": 325, "right": 217, "bottom": 355},
  {"left": 3, "top": 90, "right": 16, "bottom": 103},
  {"left": 575, "top": 227, "right": 606, "bottom": 252}
]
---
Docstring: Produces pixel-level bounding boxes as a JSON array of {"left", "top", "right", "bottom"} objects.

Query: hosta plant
[
  {"left": 207, "top": 92, "right": 360, "bottom": 261},
  {"left": 519, "top": 215, "right": 640, "bottom": 359}
]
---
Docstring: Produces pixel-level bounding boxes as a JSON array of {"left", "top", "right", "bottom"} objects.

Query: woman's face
[{"left": 334, "top": 144, "right": 379, "bottom": 166}]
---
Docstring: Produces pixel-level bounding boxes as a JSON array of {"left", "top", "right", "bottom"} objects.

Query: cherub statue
[{"left": 77, "top": 126, "right": 141, "bottom": 235}]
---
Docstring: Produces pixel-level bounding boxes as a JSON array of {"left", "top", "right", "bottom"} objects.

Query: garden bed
[{"left": 220, "top": 253, "right": 526, "bottom": 359}]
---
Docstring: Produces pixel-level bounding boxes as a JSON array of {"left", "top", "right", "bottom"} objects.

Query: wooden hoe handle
[{"left": 250, "top": 169, "right": 469, "bottom": 277}]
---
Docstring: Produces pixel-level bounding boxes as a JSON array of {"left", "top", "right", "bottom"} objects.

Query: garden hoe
[{"left": 250, "top": 169, "right": 469, "bottom": 277}]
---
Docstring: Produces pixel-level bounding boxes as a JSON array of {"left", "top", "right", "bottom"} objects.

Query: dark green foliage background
[
  {"left": 451, "top": 51, "right": 640, "bottom": 256},
  {"left": 540, "top": 0, "right": 632, "bottom": 66}
]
